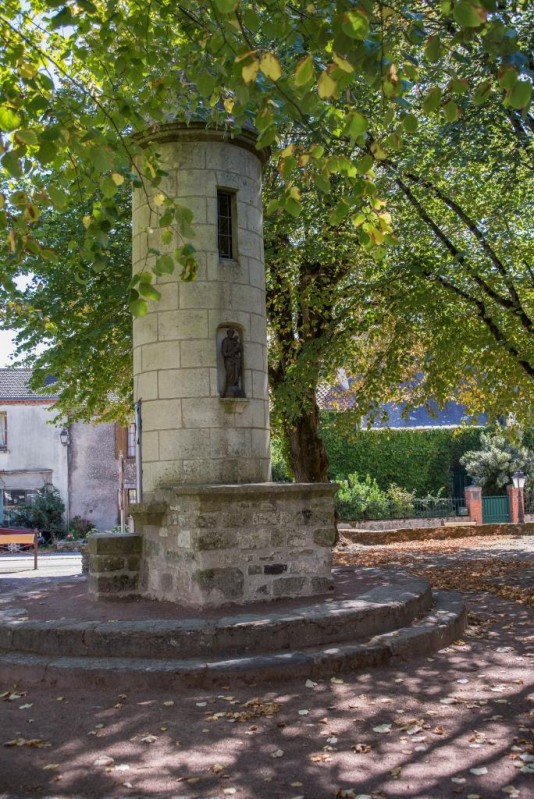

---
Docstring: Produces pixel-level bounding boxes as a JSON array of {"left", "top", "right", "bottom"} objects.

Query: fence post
[
  {"left": 507, "top": 485, "right": 520, "bottom": 524},
  {"left": 465, "top": 486, "right": 483, "bottom": 525}
]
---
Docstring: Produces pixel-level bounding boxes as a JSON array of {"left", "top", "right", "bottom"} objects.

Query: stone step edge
[
  {"left": 0, "top": 576, "right": 433, "bottom": 660},
  {"left": 0, "top": 591, "right": 466, "bottom": 690}
]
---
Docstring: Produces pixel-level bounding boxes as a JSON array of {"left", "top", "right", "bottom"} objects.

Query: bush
[
  {"left": 13, "top": 483, "right": 65, "bottom": 542},
  {"left": 336, "top": 474, "right": 417, "bottom": 521},
  {"left": 68, "top": 516, "right": 96, "bottom": 540}
]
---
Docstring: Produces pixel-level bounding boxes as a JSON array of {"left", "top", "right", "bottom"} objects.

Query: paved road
[{"left": 0, "top": 552, "right": 82, "bottom": 579}]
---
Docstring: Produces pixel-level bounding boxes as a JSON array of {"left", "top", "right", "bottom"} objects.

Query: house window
[
  {"left": 0, "top": 413, "right": 6, "bottom": 449},
  {"left": 217, "top": 190, "right": 235, "bottom": 259},
  {"left": 127, "top": 423, "right": 136, "bottom": 458},
  {"left": 2, "top": 489, "right": 37, "bottom": 526},
  {"left": 127, "top": 488, "right": 137, "bottom": 506}
]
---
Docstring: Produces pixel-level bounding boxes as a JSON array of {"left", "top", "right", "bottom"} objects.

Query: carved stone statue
[{"left": 221, "top": 328, "right": 245, "bottom": 398}]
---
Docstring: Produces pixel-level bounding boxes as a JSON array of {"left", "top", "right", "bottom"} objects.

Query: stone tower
[
  {"left": 89, "top": 122, "right": 337, "bottom": 608},
  {"left": 132, "top": 123, "right": 270, "bottom": 493}
]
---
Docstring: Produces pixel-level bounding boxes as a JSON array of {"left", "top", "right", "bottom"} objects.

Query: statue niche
[{"left": 219, "top": 326, "right": 245, "bottom": 398}]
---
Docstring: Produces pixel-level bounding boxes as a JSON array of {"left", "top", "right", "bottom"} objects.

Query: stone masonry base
[
  {"left": 88, "top": 533, "right": 142, "bottom": 598},
  {"left": 89, "top": 483, "right": 337, "bottom": 607}
]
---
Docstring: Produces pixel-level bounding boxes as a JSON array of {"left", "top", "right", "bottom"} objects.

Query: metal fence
[
  {"left": 525, "top": 489, "right": 534, "bottom": 515},
  {"left": 339, "top": 497, "right": 468, "bottom": 522}
]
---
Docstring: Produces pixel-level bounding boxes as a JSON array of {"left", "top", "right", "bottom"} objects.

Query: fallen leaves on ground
[
  {"left": 4, "top": 737, "right": 51, "bottom": 748},
  {"left": 334, "top": 536, "right": 534, "bottom": 605},
  {"left": 207, "top": 697, "right": 282, "bottom": 723}
]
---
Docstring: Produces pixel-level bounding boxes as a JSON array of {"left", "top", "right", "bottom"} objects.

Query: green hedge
[{"left": 319, "top": 415, "right": 483, "bottom": 497}]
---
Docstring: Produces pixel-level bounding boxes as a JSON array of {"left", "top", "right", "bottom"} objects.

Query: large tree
[
  {"left": 1, "top": 1, "right": 532, "bottom": 480},
  {"left": 1, "top": 1, "right": 532, "bottom": 293}
]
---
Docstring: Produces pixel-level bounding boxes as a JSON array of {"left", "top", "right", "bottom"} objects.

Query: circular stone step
[
  {"left": 0, "top": 569, "right": 433, "bottom": 660},
  {"left": 0, "top": 591, "right": 466, "bottom": 690}
]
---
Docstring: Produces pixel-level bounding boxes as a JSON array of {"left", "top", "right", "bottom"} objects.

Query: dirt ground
[{"left": 0, "top": 534, "right": 532, "bottom": 799}]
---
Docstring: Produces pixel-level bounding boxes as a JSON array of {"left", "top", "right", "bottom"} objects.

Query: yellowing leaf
[
  {"left": 333, "top": 53, "right": 354, "bottom": 73},
  {"left": 111, "top": 172, "right": 124, "bottom": 186},
  {"left": 242, "top": 59, "right": 260, "bottom": 85},
  {"left": 260, "top": 52, "right": 282, "bottom": 81},
  {"left": 294, "top": 55, "right": 314, "bottom": 87},
  {"left": 318, "top": 71, "right": 337, "bottom": 99}
]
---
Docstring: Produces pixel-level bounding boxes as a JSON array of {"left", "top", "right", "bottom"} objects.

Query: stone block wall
[
  {"left": 131, "top": 482, "right": 337, "bottom": 607},
  {"left": 132, "top": 124, "right": 270, "bottom": 492},
  {"left": 88, "top": 533, "right": 142, "bottom": 599}
]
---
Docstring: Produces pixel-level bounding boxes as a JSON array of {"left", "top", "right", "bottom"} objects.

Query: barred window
[{"left": 217, "top": 190, "right": 234, "bottom": 259}]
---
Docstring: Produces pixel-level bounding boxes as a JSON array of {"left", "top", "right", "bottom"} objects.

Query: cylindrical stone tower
[{"left": 132, "top": 123, "right": 270, "bottom": 495}]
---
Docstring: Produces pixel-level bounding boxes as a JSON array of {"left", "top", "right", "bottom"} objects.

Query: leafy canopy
[{"left": 0, "top": 1, "right": 532, "bottom": 310}]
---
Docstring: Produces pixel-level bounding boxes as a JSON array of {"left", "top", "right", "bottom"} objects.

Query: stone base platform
[
  {"left": 91, "top": 482, "right": 338, "bottom": 607},
  {"left": 0, "top": 567, "right": 467, "bottom": 690}
]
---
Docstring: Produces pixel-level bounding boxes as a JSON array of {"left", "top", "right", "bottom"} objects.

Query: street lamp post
[{"left": 512, "top": 470, "right": 526, "bottom": 524}]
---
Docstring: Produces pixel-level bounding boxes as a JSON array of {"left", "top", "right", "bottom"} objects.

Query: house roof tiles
[{"left": 0, "top": 369, "right": 58, "bottom": 401}]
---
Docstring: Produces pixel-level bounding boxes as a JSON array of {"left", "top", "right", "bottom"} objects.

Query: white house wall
[{"left": 0, "top": 401, "right": 68, "bottom": 509}]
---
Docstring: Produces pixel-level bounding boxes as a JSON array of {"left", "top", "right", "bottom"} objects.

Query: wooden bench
[{"left": 0, "top": 527, "right": 38, "bottom": 569}]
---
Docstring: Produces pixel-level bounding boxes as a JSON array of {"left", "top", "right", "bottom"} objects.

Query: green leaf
[
  {"left": 284, "top": 197, "right": 302, "bottom": 217},
  {"left": 443, "top": 100, "right": 459, "bottom": 122},
  {"left": 48, "top": 185, "right": 68, "bottom": 210},
  {"left": 130, "top": 298, "right": 149, "bottom": 317},
  {"left": 341, "top": 10, "right": 369, "bottom": 40},
  {"left": 15, "top": 129, "right": 38, "bottom": 146},
  {"left": 197, "top": 73, "right": 217, "bottom": 97},
  {"left": 344, "top": 111, "right": 368, "bottom": 140},
  {"left": 0, "top": 107, "right": 21, "bottom": 132},
  {"left": 294, "top": 55, "right": 315, "bottom": 87},
  {"left": 403, "top": 114, "right": 419, "bottom": 134},
  {"left": 472, "top": 79, "right": 492, "bottom": 105},
  {"left": 425, "top": 35, "right": 441, "bottom": 63},
  {"left": 453, "top": 1, "right": 487, "bottom": 28},
  {"left": 51, "top": 7, "right": 73, "bottom": 28},
  {"left": 2, "top": 151, "right": 22, "bottom": 177},
  {"left": 508, "top": 80, "right": 532, "bottom": 110},
  {"left": 89, "top": 146, "right": 113, "bottom": 173},
  {"left": 154, "top": 254, "right": 175, "bottom": 275},
  {"left": 356, "top": 154, "right": 373, "bottom": 174},
  {"left": 422, "top": 86, "right": 442, "bottom": 114},
  {"left": 138, "top": 283, "right": 161, "bottom": 301}
]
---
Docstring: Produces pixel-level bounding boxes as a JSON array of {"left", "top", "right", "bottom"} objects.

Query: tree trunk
[{"left": 285, "top": 401, "right": 330, "bottom": 483}]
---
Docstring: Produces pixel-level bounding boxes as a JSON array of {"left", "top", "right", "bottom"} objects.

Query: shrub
[
  {"left": 68, "top": 516, "right": 96, "bottom": 539},
  {"left": 13, "top": 483, "right": 65, "bottom": 542},
  {"left": 335, "top": 473, "right": 391, "bottom": 521},
  {"left": 460, "top": 427, "right": 534, "bottom": 495}
]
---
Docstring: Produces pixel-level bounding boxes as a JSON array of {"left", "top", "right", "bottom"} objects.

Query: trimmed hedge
[{"left": 319, "top": 415, "right": 483, "bottom": 497}]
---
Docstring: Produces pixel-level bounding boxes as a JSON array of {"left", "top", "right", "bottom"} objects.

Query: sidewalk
[{"left": 0, "top": 534, "right": 532, "bottom": 799}]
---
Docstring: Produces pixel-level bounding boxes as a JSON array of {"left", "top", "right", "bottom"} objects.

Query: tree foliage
[
  {"left": 0, "top": 186, "right": 132, "bottom": 422},
  {"left": 0, "top": 1, "right": 532, "bottom": 471},
  {"left": 1, "top": 1, "right": 532, "bottom": 299},
  {"left": 460, "top": 426, "right": 534, "bottom": 494}
]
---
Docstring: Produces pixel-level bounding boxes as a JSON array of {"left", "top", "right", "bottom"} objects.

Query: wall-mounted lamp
[{"left": 60, "top": 428, "right": 71, "bottom": 447}]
